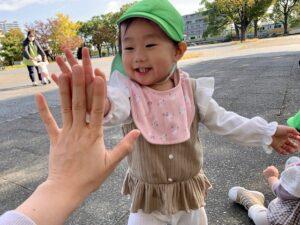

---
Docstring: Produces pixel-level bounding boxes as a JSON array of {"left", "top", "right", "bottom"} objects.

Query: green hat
[
  {"left": 110, "top": 53, "right": 127, "bottom": 77},
  {"left": 287, "top": 111, "right": 300, "bottom": 131},
  {"left": 117, "top": 0, "right": 184, "bottom": 42}
]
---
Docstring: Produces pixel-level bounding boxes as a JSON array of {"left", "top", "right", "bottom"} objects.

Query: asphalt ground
[{"left": 0, "top": 35, "right": 300, "bottom": 224}]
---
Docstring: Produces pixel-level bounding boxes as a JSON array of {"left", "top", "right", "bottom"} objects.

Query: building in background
[
  {"left": 183, "top": 13, "right": 207, "bottom": 45},
  {"left": 0, "top": 20, "right": 20, "bottom": 34}
]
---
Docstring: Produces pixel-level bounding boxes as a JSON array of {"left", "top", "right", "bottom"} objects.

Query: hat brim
[
  {"left": 288, "top": 116, "right": 298, "bottom": 129},
  {"left": 118, "top": 12, "right": 182, "bottom": 42}
]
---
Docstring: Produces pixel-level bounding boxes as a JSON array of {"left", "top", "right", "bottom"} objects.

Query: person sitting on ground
[
  {"left": 0, "top": 64, "right": 140, "bottom": 225},
  {"left": 228, "top": 156, "right": 300, "bottom": 225},
  {"left": 33, "top": 55, "right": 51, "bottom": 85}
]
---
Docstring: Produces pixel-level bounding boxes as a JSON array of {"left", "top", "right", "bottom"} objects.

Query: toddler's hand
[
  {"left": 271, "top": 125, "right": 300, "bottom": 155},
  {"left": 53, "top": 48, "right": 109, "bottom": 114},
  {"left": 263, "top": 166, "right": 279, "bottom": 179}
]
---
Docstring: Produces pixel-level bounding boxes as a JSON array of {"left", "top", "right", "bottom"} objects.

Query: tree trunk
[
  {"left": 234, "top": 23, "right": 240, "bottom": 40},
  {"left": 240, "top": 26, "right": 246, "bottom": 42},
  {"left": 254, "top": 19, "right": 258, "bottom": 38},
  {"left": 284, "top": 13, "right": 289, "bottom": 34},
  {"left": 111, "top": 44, "right": 115, "bottom": 55},
  {"left": 97, "top": 45, "right": 102, "bottom": 57},
  {"left": 107, "top": 46, "right": 110, "bottom": 56}
]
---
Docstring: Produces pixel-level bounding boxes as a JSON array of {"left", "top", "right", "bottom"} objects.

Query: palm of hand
[{"left": 271, "top": 125, "right": 300, "bottom": 155}]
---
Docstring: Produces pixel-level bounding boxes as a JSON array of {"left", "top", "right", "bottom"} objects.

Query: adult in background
[{"left": 22, "top": 30, "right": 47, "bottom": 86}]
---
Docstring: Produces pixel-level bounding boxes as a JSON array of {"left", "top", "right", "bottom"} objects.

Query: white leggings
[
  {"left": 128, "top": 207, "right": 207, "bottom": 225},
  {"left": 248, "top": 205, "right": 269, "bottom": 225}
]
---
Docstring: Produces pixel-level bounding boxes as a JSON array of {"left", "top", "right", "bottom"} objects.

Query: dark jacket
[{"left": 22, "top": 38, "right": 46, "bottom": 61}]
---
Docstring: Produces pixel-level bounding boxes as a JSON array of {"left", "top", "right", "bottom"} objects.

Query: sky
[{"left": 0, "top": 0, "right": 201, "bottom": 30}]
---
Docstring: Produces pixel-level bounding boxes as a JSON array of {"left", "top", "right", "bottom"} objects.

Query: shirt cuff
[
  {"left": 262, "top": 121, "right": 278, "bottom": 154},
  {"left": 0, "top": 210, "right": 36, "bottom": 225}
]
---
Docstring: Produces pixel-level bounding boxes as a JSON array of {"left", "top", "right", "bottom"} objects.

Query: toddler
[
  {"left": 34, "top": 55, "right": 51, "bottom": 85},
  {"left": 56, "top": 0, "right": 300, "bottom": 224},
  {"left": 228, "top": 156, "right": 300, "bottom": 224}
]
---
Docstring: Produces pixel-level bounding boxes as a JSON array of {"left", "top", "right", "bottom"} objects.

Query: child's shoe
[
  {"left": 42, "top": 78, "right": 47, "bottom": 85},
  {"left": 228, "top": 186, "right": 265, "bottom": 210},
  {"left": 32, "top": 82, "right": 38, "bottom": 86}
]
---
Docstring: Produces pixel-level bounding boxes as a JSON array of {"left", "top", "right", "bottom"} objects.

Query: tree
[
  {"left": 0, "top": 28, "right": 24, "bottom": 66},
  {"left": 79, "top": 16, "right": 104, "bottom": 57},
  {"left": 272, "top": 0, "right": 300, "bottom": 34},
  {"left": 25, "top": 20, "right": 52, "bottom": 49},
  {"left": 49, "top": 13, "right": 82, "bottom": 56},
  {"left": 215, "top": 0, "right": 273, "bottom": 41},
  {"left": 200, "top": 0, "right": 232, "bottom": 38},
  {"left": 290, "top": 3, "right": 300, "bottom": 27},
  {"left": 78, "top": 2, "right": 135, "bottom": 57}
]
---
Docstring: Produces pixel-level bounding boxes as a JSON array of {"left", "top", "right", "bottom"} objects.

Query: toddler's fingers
[
  {"left": 95, "top": 68, "right": 107, "bottom": 80},
  {"left": 95, "top": 68, "right": 107, "bottom": 96},
  {"left": 82, "top": 47, "right": 94, "bottom": 84},
  {"left": 35, "top": 93, "right": 59, "bottom": 142},
  {"left": 56, "top": 56, "right": 72, "bottom": 77},
  {"left": 89, "top": 76, "right": 105, "bottom": 133},
  {"left": 64, "top": 48, "right": 78, "bottom": 67},
  {"left": 59, "top": 74, "right": 73, "bottom": 128},
  {"left": 51, "top": 73, "right": 59, "bottom": 86},
  {"left": 71, "top": 65, "right": 87, "bottom": 128}
]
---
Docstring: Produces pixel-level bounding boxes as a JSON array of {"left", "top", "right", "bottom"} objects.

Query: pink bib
[{"left": 128, "top": 71, "right": 195, "bottom": 145}]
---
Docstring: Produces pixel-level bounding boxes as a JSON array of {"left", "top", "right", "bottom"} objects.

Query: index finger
[
  {"left": 82, "top": 47, "right": 94, "bottom": 84},
  {"left": 56, "top": 55, "right": 72, "bottom": 75},
  {"left": 64, "top": 48, "right": 79, "bottom": 67},
  {"left": 89, "top": 76, "right": 106, "bottom": 133}
]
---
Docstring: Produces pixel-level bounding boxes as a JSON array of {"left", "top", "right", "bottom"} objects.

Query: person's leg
[
  {"left": 248, "top": 205, "right": 269, "bottom": 225},
  {"left": 35, "top": 66, "right": 42, "bottom": 82},
  {"left": 228, "top": 187, "right": 265, "bottom": 224},
  {"left": 172, "top": 207, "right": 208, "bottom": 225},
  {"left": 27, "top": 66, "right": 37, "bottom": 86},
  {"left": 128, "top": 210, "right": 168, "bottom": 225}
]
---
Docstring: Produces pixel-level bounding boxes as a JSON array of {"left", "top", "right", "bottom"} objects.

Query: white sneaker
[
  {"left": 228, "top": 186, "right": 265, "bottom": 210},
  {"left": 32, "top": 82, "right": 38, "bottom": 86}
]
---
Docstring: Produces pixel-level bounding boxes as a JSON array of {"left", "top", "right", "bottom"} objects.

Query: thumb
[{"left": 108, "top": 129, "right": 140, "bottom": 167}]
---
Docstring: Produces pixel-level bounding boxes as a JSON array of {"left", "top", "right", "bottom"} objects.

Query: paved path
[{"left": 0, "top": 35, "right": 300, "bottom": 224}]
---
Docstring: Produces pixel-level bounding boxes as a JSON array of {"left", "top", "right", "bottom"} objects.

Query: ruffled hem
[{"left": 122, "top": 172, "right": 212, "bottom": 214}]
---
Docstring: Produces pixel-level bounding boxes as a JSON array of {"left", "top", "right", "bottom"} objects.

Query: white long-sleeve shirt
[
  {"left": 0, "top": 211, "right": 35, "bottom": 225},
  {"left": 105, "top": 71, "right": 277, "bottom": 150}
]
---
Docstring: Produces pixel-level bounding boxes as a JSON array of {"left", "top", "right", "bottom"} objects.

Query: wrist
[
  {"left": 267, "top": 176, "right": 279, "bottom": 186},
  {"left": 16, "top": 180, "right": 88, "bottom": 225}
]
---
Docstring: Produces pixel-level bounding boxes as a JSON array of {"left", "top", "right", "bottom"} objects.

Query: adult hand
[
  {"left": 271, "top": 125, "right": 300, "bottom": 155},
  {"left": 53, "top": 48, "right": 109, "bottom": 114},
  {"left": 16, "top": 64, "right": 140, "bottom": 225}
]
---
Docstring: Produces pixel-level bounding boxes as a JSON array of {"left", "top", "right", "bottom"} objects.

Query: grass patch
[
  {"left": 181, "top": 52, "right": 203, "bottom": 60},
  {"left": 4, "top": 64, "right": 26, "bottom": 70}
]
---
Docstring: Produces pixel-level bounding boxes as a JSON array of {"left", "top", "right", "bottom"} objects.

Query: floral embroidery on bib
[{"left": 128, "top": 71, "right": 195, "bottom": 145}]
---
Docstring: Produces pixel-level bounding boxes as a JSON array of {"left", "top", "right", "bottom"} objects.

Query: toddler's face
[{"left": 121, "top": 19, "right": 180, "bottom": 89}]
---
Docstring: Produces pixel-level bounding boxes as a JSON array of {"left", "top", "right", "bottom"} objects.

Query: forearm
[
  {"left": 103, "top": 86, "right": 131, "bottom": 126},
  {"left": 267, "top": 176, "right": 279, "bottom": 190},
  {"left": 202, "top": 99, "right": 277, "bottom": 146},
  {"left": 16, "top": 181, "right": 87, "bottom": 225}
]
